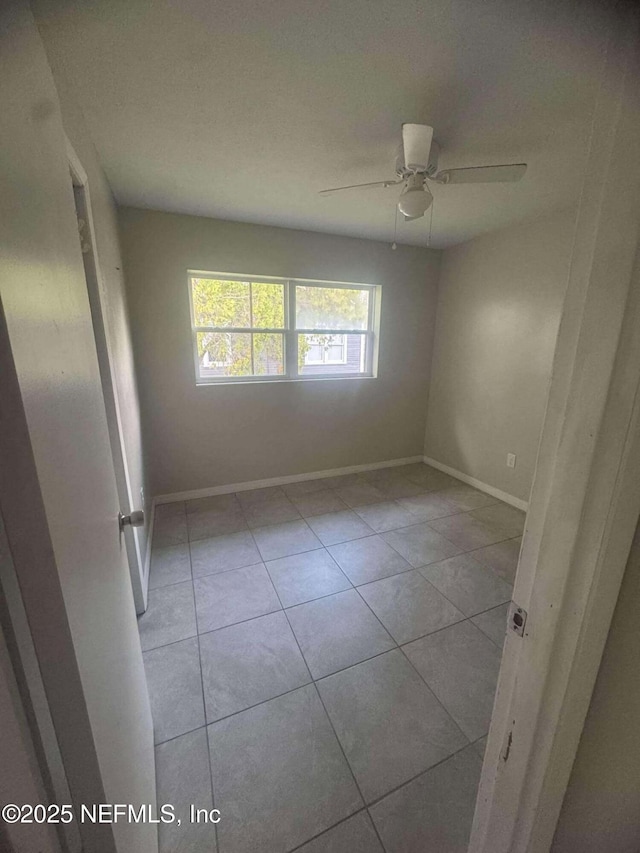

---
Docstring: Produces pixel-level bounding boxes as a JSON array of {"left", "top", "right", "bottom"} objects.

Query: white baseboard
[
  {"left": 153, "top": 456, "right": 424, "bottom": 505},
  {"left": 423, "top": 455, "right": 529, "bottom": 512}
]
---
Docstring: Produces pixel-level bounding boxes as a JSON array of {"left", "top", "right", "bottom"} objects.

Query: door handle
[{"left": 118, "top": 510, "right": 145, "bottom": 533}]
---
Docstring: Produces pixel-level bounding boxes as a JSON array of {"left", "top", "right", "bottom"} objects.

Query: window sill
[{"left": 195, "top": 375, "right": 377, "bottom": 387}]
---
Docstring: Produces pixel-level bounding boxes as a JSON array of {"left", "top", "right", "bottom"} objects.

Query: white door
[
  {"left": 470, "top": 6, "right": 640, "bottom": 851},
  {"left": 0, "top": 4, "right": 156, "bottom": 852},
  {"left": 69, "top": 158, "right": 147, "bottom": 614}
]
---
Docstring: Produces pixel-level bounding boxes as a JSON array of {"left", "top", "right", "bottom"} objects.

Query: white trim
[
  {"left": 153, "top": 456, "right": 425, "bottom": 505},
  {"left": 188, "top": 269, "right": 378, "bottom": 289},
  {"left": 142, "top": 501, "right": 155, "bottom": 598},
  {"left": 0, "top": 516, "right": 83, "bottom": 853},
  {"left": 423, "top": 455, "right": 528, "bottom": 511}
]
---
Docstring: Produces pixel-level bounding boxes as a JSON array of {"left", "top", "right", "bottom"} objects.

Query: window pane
[
  {"left": 295, "top": 285, "right": 369, "bottom": 330},
  {"left": 192, "top": 278, "right": 250, "bottom": 327},
  {"left": 251, "top": 282, "right": 285, "bottom": 329},
  {"left": 197, "top": 332, "right": 251, "bottom": 378},
  {"left": 253, "top": 333, "right": 284, "bottom": 376},
  {"left": 298, "top": 333, "right": 367, "bottom": 375}
]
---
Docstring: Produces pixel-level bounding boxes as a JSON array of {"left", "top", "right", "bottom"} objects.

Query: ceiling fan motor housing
[{"left": 395, "top": 140, "right": 440, "bottom": 179}]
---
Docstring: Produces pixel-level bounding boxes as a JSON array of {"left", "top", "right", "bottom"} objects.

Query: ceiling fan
[{"left": 319, "top": 124, "right": 527, "bottom": 222}]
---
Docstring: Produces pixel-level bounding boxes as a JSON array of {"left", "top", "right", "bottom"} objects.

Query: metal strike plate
[{"left": 509, "top": 602, "right": 528, "bottom": 637}]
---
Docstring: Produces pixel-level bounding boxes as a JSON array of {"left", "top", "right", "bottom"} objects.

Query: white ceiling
[{"left": 34, "top": 0, "right": 610, "bottom": 247}]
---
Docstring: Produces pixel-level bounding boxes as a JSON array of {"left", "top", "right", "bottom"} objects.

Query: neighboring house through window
[{"left": 304, "top": 334, "right": 347, "bottom": 365}]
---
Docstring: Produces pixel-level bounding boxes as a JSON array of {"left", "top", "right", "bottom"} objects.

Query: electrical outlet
[{"left": 507, "top": 453, "right": 517, "bottom": 469}]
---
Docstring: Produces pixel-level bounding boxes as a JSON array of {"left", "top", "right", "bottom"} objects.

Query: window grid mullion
[
  {"left": 248, "top": 283, "right": 255, "bottom": 375},
  {"left": 194, "top": 327, "right": 286, "bottom": 334},
  {"left": 366, "top": 284, "right": 376, "bottom": 375},
  {"left": 287, "top": 281, "right": 297, "bottom": 378},
  {"left": 295, "top": 329, "right": 368, "bottom": 335}
]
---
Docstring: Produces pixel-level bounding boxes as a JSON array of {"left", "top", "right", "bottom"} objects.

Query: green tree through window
[{"left": 193, "top": 279, "right": 285, "bottom": 376}]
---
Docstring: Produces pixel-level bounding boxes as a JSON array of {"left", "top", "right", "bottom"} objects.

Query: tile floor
[{"left": 139, "top": 463, "right": 524, "bottom": 853}]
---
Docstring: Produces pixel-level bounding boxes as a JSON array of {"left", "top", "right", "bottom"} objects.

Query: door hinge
[{"left": 508, "top": 602, "right": 528, "bottom": 637}]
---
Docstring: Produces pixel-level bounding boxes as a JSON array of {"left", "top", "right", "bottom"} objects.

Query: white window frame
[{"left": 188, "top": 271, "right": 380, "bottom": 385}]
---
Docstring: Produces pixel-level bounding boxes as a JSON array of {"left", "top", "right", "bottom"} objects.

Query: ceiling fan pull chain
[
  {"left": 392, "top": 204, "right": 399, "bottom": 250},
  {"left": 428, "top": 194, "right": 434, "bottom": 247}
]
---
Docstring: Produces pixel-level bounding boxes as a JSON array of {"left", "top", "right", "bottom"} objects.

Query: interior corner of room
[{"left": 2, "top": 1, "right": 639, "bottom": 853}]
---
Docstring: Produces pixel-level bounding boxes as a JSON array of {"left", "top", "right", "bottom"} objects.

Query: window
[{"left": 189, "top": 273, "right": 379, "bottom": 384}]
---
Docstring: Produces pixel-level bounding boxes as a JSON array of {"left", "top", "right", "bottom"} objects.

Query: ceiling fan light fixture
[{"left": 397, "top": 185, "right": 433, "bottom": 220}]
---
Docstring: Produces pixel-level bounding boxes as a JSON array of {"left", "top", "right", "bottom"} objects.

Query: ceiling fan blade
[
  {"left": 319, "top": 179, "right": 403, "bottom": 196},
  {"left": 402, "top": 124, "right": 434, "bottom": 172},
  {"left": 436, "top": 163, "right": 527, "bottom": 184}
]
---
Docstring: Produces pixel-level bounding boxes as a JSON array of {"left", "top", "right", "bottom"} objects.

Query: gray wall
[
  {"left": 119, "top": 207, "right": 441, "bottom": 496},
  {"left": 424, "top": 209, "right": 575, "bottom": 502},
  {"left": 552, "top": 520, "right": 640, "bottom": 853}
]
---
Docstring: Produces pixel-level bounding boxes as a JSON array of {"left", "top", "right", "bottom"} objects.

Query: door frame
[
  {"left": 470, "top": 6, "right": 640, "bottom": 851},
  {"left": 66, "top": 139, "right": 147, "bottom": 614},
  {"left": 0, "top": 613, "right": 67, "bottom": 853},
  {"left": 0, "top": 295, "right": 116, "bottom": 853}
]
